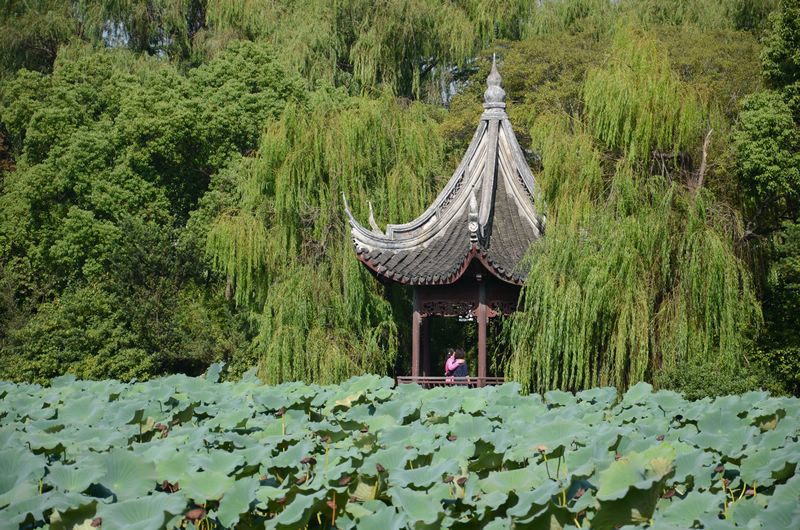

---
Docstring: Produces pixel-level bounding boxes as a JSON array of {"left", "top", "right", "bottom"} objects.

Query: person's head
[
  {"left": 454, "top": 348, "right": 465, "bottom": 360},
  {"left": 448, "top": 348, "right": 455, "bottom": 357}
]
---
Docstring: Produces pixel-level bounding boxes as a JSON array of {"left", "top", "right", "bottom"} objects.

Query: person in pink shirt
[{"left": 445, "top": 348, "right": 467, "bottom": 384}]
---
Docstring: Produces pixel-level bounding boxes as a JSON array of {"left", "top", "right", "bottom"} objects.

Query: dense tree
[{"left": 0, "top": 1, "right": 796, "bottom": 395}]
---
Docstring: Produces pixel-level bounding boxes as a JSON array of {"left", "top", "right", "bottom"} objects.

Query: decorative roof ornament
[
  {"left": 343, "top": 57, "right": 545, "bottom": 286},
  {"left": 483, "top": 54, "right": 506, "bottom": 107}
]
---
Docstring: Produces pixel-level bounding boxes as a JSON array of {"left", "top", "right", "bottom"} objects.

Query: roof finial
[{"left": 484, "top": 53, "right": 505, "bottom": 105}]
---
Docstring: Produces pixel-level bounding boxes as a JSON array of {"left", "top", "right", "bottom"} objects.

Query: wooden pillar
[
  {"left": 477, "top": 281, "right": 487, "bottom": 387},
  {"left": 412, "top": 287, "right": 421, "bottom": 378},
  {"left": 422, "top": 317, "right": 432, "bottom": 376}
]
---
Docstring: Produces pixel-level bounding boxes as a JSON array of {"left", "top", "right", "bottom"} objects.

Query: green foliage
[
  {"left": 585, "top": 26, "right": 706, "bottom": 162},
  {"left": 0, "top": 40, "right": 301, "bottom": 381},
  {"left": 502, "top": 27, "right": 761, "bottom": 393},
  {"left": 1, "top": 373, "right": 799, "bottom": 528},
  {"left": 205, "top": 90, "right": 447, "bottom": 384},
  {"left": 734, "top": 91, "right": 800, "bottom": 223},
  {"left": 655, "top": 361, "right": 785, "bottom": 400},
  {"left": 760, "top": 0, "right": 800, "bottom": 117}
]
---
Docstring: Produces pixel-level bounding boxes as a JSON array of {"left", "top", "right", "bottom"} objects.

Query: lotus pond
[{"left": 1, "top": 366, "right": 799, "bottom": 529}]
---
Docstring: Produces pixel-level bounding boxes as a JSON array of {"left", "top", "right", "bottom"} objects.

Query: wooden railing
[{"left": 396, "top": 376, "right": 505, "bottom": 389}]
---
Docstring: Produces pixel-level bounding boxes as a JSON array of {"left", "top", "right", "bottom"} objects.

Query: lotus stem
[
  {"left": 317, "top": 512, "right": 322, "bottom": 525},
  {"left": 721, "top": 477, "right": 728, "bottom": 519},
  {"left": 331, "top": 492, "right": 336, "bottom": 526},
  {"left": 574, "top": 516, "right": 581, "bottom": 528},
  {"left": 282, "top": 414, "right": 285, "bottom": 436},
  {"left": 325, "top": 442, "right": 329, "bottom": 470}
]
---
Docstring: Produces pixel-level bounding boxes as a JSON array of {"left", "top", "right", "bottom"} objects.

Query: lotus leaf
[
  {"left": 595, "top": 444, "right": 674, "bottom": 501},
  {"left": 46, "top": 461, "right": 104, "bottom": 493},
  {"left": 95, "top": 449, "right": 157, "bottom": 501},
  {"left": 0, "top": 449, "right": 45, "bottom": 506},
  {"left": 95, "top": 491, "right": 186, "bottom": 530},
  {"left": 180, "top": 470, "right": 236, "bottom": 502},
  {"left": 216, "top": 476, "right": 258, "bottom": 527},
  {"left": 389, "top": 458, "right": 457, "bottom": 489},
  {"left": 387, "top": 485, "right": 442, "bottom": 524}
]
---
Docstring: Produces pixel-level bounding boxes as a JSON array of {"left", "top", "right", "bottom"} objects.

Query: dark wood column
[
  {"left": 477, "top": 281, "right": 487, "bottom": 386},
  {"left": 422, "top": 317, "right": 432, "bottom": 376},
  {"left": 412, "top": 287, "right": 421, "bottom": 377}
]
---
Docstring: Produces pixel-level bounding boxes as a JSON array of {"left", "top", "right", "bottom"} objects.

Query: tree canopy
[{"left": 0, "top": 0, "right": 797, "bottom": 396}]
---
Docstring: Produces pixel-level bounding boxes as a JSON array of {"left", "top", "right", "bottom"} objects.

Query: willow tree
[
  {"left": 505, "top": 27, "right": 761, "bottom": 393},
  {"left": 206, "top": 88, "right": 448, "bottom": 383}
]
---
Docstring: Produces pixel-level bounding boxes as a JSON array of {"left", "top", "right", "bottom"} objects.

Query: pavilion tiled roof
[{"left": 344, "top": 57, "right": 545, "bottom": 286}]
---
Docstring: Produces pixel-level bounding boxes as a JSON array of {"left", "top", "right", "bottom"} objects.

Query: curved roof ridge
[{"left": 344, "top": 59, "right": 545, "bottom": 285}]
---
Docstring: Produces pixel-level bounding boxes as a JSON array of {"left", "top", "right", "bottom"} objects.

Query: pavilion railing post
[
  {"left": 478, "top": 281, "right": 487, "bottom": 387},
  {"left": 412, "top": 286, "right": 421, "bottom": 379}
]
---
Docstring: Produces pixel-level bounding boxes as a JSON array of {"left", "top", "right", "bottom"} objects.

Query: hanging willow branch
[
  {"left": 505, "top": 28, "right": 760, "bottom": 394},
  {"left": 206, "top": 90, "right": 447, "bottom": 383}
]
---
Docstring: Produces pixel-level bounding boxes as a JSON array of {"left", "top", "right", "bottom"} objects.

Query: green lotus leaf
[
  {"left": 192, "top": 449, "right": 243, "bottom": 475},
  {"left": 254, "top": 392, "right": 293, "bottom": 413},
  {"left": 592, "top": 483, "right": 664, "bottom": 530},
  {"left": 526, "top": 419, "right": 588, "bottom": 453},
  {"left": 670, "top": 447, "right": 715, "bottom": 484},
  {"left": 345, "top": 501, "right": 374, "bottom": 519},
  {"left": 0, "top": 448, "right": 45, "bottom": 506},
  {"left": 460, "top": 395, "right": 487, "bottom": 414},
  {"left": 576, "top": 386, "right": 618, "bottom": 408},
  {"left": 478, "top": 465, "right": 547, "bottom": 495},
  {"left": 482, "top": 516, "right": 513, "bottom": 529},
  {"left": 740, "top": 447, "right": 789, "bottom": 486},
  {"left": 58, "top": 396, "right": 105, "bottom": 425},
  {"left": 360, "top": 445, "right": 411, "bottom": 474},
  {"left": 95, "top": 491, "right": 186, "bottom": 530},
  {"left": 595, "top": 444, "right": 674, "bottom": 501},
  {"left": 270, "top": 439, "right": 315, "bottom": 469},
  {"left": 51, "top": 374, "right": 78, "bottom": 388},
  {"left": 757, "top": 499, "right": 800, "bottom": 529},
  {"left": 380, "top": 424, "right": 435, "bottom": 450},
  {"left": 420, "top": 396, "right": 462, "bottom": 420},
  {"left": 2, "top": 489, "right": 92, "bottom": 528},
  {"left": 23, "top": 430, "right": 65, "bottom": 453},
  {"left": 255, "top": 485, "right": 288, "bottom": 506},
  {"left": 46, "top": 461, "right": 104, "bottom": 492},
  {"left": 217, "top": 475, "right": 258, "bottom": 527},
  {"left": 448, "top": 413, "right": 493, "bottom": 440},
  {"left": 95, "top": 449, "right": 157, "bottom": 500},
  {"left": 388, "top": 458, "right": 457, "bottom": 489},
  {"left": 621, "top": 382, "right": 654, "bottom": 406},
  {"left": 48, "top": 498, "right": 100, "bottom": 530},
  {"left": 544, "top": 389, "right": 575, "bottom": 407},
  {"left": 153, "top": 449, "right": 194, "bottom": 483},
  {"left": 771, "top": 472, "right": 800, "bottom": 504},
  {"left": 361, "top": 414, "right": 399, "bottom": 432},
  {"left": 206, "top": 407, "right": 254, "bottom": 431},
  {"left": 387, "top": 485, "right": 442, "bottom": 524},
  {"left": 271, "top": 489, "right": 327, "bottom": 527},
  {"left": 180, "top": 470, "right": 235, "bottom": 502},
  {"left": 100, "top": 402, "right": 142, "bottom": 426},
  {"left": 653, "top": 490, "right": 723, "bottom": 527},
  {"left": 727, "top": 496, "right": 765, "bottom": 526},
  {"left": 352, "top": 505, "right": 406, "bottom": 530},
  {"left": 506, "top": 481, "right": 560, "bottom": 517}
]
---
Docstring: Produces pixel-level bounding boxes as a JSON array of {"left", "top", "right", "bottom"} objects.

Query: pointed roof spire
[{"left": 484, "top": 54, "right": 506, "bottom": 107}]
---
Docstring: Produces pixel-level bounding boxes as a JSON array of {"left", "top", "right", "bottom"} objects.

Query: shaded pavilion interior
[{"left": 344, "top": 58, "right": 545, "bottom": 385}]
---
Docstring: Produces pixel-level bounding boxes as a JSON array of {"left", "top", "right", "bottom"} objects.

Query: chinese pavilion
[{"left": 344, "top": 57, "right": 545, "bottom": 385}]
